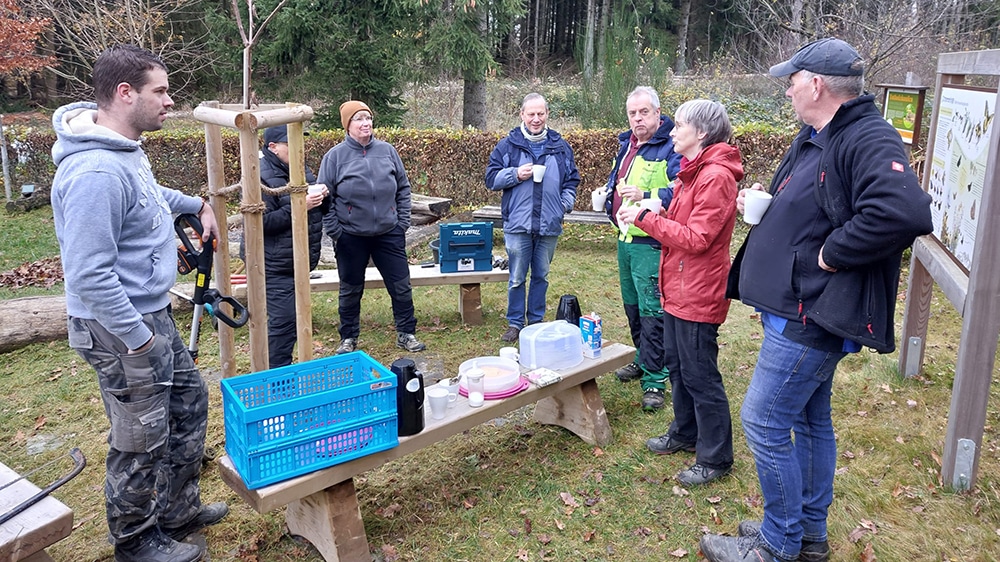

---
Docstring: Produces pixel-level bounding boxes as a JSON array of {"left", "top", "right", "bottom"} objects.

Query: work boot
[
  {"left": 114, "top": 528, "right": 203, "bottom": 562},
  {"left": 700, "top": 533, "right": 787, "bottom": 562},
  {"left": 737, "top": 521, "right": 831, "bottom": 562},
  {"left": 615, "top": 362, "right": 642, "bottom": 382},
  {"left": 335, "top": 338, "right": 357, "bottom": 354},
  {"left": 641, "top": 389, "right": 665, "bottom": 411},
  {"left": 163, "top": 502, "right": 230, "bottom": 541},
  {"left": 501, "top": 326, "right": 520, "bottom": 343},
  {"left": 677, "top": 462, "right": 731, "bottom": 486},
  {"left": 646, "top": 433, "right": 696, "bottom": 455},
  {"left": 396, "top": 332, "right": 426, "bottom": 352}
]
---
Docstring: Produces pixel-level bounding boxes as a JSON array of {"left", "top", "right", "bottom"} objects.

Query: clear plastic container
[
  {"left": 458, "top": 357, "right": 521, "bottom": 392},
  {"left": 466, "top": 368, "right": 485, "bottom": 407},
  {"left": 518, "top": 321, "right": 584, "bottom": 370}
]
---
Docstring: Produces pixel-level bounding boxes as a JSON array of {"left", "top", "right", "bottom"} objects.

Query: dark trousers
[
  {"left": 67, "top": 307, "right": 207, "bottom": 544},
  {"left": 266, "top": 272, "right": 297, "bottom": 369},
  {"left": 335, "top": 225, "right": 417, "bottom": 339},
  {"left": 663, "top": 312, "right": 734, "bottom": 470}
]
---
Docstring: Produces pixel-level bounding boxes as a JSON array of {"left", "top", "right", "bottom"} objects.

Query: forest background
[{"left": 2, "top": 0, "right": 1000, "bottom": 132}]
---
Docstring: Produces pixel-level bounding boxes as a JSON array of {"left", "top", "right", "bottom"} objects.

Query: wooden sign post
[{"left": 898, "top": 49, "right": 1000, "bottom": 491}]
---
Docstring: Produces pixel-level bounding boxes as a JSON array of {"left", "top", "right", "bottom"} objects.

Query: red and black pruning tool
[{"left": 175, "top": 213, "right": 249, "bottom": 361}]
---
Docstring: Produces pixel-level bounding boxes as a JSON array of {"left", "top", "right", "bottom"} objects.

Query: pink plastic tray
[{"left": 459, "top": 377, "right": 529, "bottom": 400}]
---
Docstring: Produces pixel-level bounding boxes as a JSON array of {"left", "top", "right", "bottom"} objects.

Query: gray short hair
[
  {"left": 521, "top": 92, "right": 549, "bottom": 111},
  {"left": 675, "top": 99, "right": 733, "bottom": 147},
  {"left": 799, "top": 70, "right": 864, "bottom": 99},
  {"left": 627, "top": 86, "right": 660, "bottom": 111}
]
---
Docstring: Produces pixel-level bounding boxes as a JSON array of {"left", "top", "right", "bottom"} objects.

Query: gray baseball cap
[{"left": 769, "top": 38, "right": 864, "bottom": 77}]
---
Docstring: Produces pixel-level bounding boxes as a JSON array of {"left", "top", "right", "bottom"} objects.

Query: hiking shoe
[
  {"left": 737, "top": 521, "right": 830, "bottom": 562},
  {"left": 114, "top": 528, "right": 203, "bottom": 562},
  {"left": 700, "top": 533, "right": 785, "bottom": 562},
  {"left": 501, "top": 326, "right": 520, "bottom": 343},
  {"left": 396, "top": 332, "right": 426, "bottom": 352},
  {"left": 615, "top": 362, "right": 642, "bottom": 382},
  {"left": 335, "top": 338, "right": 357, "bottom": 354},
  {"left": 646, "top": 434, "right": 696, "bottom": 455},
  {"left": 677, "top": 462, "right": 731, "bottom": 486},
  {"left": 641, "top": 389, "right": 665, "bottom": 411},
  {"left": 163, "top": 502, "right": 229, "bottom": 541}
]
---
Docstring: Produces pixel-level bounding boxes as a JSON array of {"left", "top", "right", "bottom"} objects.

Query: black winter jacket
[
  {"left": 260, "top": 148, "right": 329, "bottom": 276},
  {"left": 728, "top": 94, "right": 932, "bottom": 353}
]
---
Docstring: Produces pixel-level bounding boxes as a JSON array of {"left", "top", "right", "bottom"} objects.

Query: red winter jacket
[{"left": 634, "top": 142, "right": 744, "bottom": 324}]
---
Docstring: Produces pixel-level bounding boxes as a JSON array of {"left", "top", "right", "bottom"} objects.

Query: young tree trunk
[
  {"left": 597, "top": 0, "right": 609, "bottom": 73},
  {"left": 462, "top": 78, "right": 487, "bottom": 130},
  {"left": 583, "top": 0, "right": 596, "bottom": 81},
  {"left": 675, "top": 0, "right": 692, "bottom": 74}
]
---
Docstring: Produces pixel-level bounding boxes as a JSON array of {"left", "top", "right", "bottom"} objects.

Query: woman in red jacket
[{"left": 618, "top": 99, "right": 744, "bottom": 487}]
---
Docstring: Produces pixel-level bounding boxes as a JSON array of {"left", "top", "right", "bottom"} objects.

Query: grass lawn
[{"left": 1, "top": 214, "right": 999, "bottom": 561}]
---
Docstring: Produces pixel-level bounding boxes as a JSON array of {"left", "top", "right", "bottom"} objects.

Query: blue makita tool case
[{"left": 439, "top": 222, "right": 493, "bottom": 272}]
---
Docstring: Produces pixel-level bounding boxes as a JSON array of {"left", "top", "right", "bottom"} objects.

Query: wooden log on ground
[
  {"left": 0, "top": 295, "right": 67, "bottom": 353},
  {"left": 411, "top": 193, "right": 452, "bottom": 217}
]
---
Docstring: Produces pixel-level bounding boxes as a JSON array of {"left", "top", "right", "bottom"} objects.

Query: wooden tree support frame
[
  {"left": 898, "top": 49, "right": 1000, "bottom": 490},
  {"left": 195, "top": 102, "right": 315, "bottom": 376}
]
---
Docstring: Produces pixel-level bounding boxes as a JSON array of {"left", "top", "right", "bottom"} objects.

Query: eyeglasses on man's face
[{"left": 352, "top": 114, "right": 373, "bottom": 123}]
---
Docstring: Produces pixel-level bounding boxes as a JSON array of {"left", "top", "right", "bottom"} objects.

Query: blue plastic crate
[{"left": 221, "top": 351, "right": 398, "bottom": 489}]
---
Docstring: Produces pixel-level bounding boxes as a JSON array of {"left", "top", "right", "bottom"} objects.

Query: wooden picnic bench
[
  {"left": 0, "top": 462, "right": 74, "bottom": 562},
  {"left": 230, "top": 264, "right": 509, "bottom": 325},
  {"left": 217, "top": 342, "right": 634, "bottom": 562}
]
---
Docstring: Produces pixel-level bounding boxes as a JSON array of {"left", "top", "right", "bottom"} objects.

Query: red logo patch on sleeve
[{"left": 891, "top": 161, "right": 905, "bottom": 172}]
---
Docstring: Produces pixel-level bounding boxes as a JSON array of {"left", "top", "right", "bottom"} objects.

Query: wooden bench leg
[
  {"left": 458, "top": 283, "right": 483, "bottom": 325},
  {"left": 533, "top": 379, "right": 613, "bottom": 446},
  {"left": 285, "top": 479, "right": 371, "bottom": 562},
  {"left": 20, "top": 552, "right": 56, "bottom": 562}
]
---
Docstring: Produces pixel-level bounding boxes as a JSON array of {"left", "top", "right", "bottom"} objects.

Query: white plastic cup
[
  {"left": 427, "top": 387, "right": 451, "bottom": 420},
  {"left": 499, "top": 347, "right": 519, "bottom": 362},
  {"left": 532, "top": 164, "right": 546, "bottom": 182},
  {"left": 307, "top": 184, "right": 324, "bottom": 196},
  {"left": 743, "top": 190, "right": 773, "bottom": 225},
  {"left": 639, "top": 197, "right": 662, "bottom": 214},
  {"left": 591, "top": 188, "right": 609, "bottom": 212}
]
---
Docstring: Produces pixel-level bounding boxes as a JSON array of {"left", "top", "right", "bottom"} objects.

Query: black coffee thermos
[{"left": 392, "top": 358, "right": 425, "bottom": 437}]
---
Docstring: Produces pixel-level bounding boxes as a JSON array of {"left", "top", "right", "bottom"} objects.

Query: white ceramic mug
[
  {"left": 639, "top": 197, "right": 662, "bottom": 214},
  {"left": 499, "top": 347, "right": 519, "bottom": 362},
  {"left": 440, "top": 378, "right": 460, "bottom": 408},
  {"left": 427, "top": 387, "right": 452, "bottom": 420},
  {"left": 743, "top": 190, "right": 773, "bottom": 225},
  {"left": 591, "top": 188, "right": 609, "bottom": 212},
  {"left": 532, "top": 164, "right": 546, "bottom": 182}
]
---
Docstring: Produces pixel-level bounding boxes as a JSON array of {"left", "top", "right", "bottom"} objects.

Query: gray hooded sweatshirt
[{"left": 50, "top": 101, "right": 204, "bottom": 350}]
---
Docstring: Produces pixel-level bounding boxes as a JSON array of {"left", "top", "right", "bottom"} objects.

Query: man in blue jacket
[
  {"left": 600, "top": 86, "right": 681, "bottom": 411},
  {"left": 700, "top": 39, "right": 933, "bottom": 562},
  {"left": 485, "top": 93, "right": 580, "bottom": 342}
]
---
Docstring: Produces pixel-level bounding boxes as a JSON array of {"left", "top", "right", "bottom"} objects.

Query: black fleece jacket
[
  {"left": 260, "top": 148, "right": 329, "bottom": 275},
  {"left": 729, "top": 93, "right": 933, "bottom": 353}
]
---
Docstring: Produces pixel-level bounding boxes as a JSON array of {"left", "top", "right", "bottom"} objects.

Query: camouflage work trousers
[{"left": 68, "top": 306, "right": 208, "bottom": 545}]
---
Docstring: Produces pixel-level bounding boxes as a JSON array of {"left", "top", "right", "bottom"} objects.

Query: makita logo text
[{"left": 453, "top": 229, "right": 481, "bottom": 236}]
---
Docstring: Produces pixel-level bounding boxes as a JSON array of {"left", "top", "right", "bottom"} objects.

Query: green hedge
[{"left": 3, "top": 125, "right": 795, "bottom": 210}]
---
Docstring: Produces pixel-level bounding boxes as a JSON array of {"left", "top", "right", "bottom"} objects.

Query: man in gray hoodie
[{"left": 51, "top": 45, "right": 226, "bottom": 562}]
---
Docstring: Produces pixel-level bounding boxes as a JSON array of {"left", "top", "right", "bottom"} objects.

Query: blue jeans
[
  {"left": 504, "top": 232, "right": 558, "bottom": 328},
  {"left": 741, "top": 320, "right": 846, "bottom": 560}
]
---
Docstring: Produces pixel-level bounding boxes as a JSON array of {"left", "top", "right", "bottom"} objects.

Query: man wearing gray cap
[{"left": 700, "top": 38, "right": 932, "bottom": 562}]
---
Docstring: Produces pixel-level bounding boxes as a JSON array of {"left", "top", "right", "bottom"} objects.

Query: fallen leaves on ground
[
  {"left": 0, "top": 257, "right": 63, "bottom": 288},
  {"left": 670, "top": 547, "right": 689, "bottom": 558},
  {"left": 559, "top": 491, "right": 580, "bottom": 508},
  {"left": 860, "top": 542, "right": 876, "bottom": 561}
]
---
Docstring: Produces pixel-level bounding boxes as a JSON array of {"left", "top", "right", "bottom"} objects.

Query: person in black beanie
[{"left": 260, "top": 124, "right": 329, "bottom": 368}]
